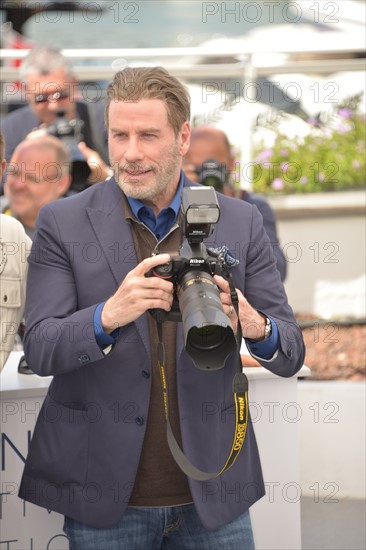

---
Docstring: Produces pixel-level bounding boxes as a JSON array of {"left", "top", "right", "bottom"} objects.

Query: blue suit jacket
[
  {"left": 19, "top": 176, "right": 305, "bottom": 529},
  {"left": 244, "top": 191, "right": 287, "bottom": 282}
]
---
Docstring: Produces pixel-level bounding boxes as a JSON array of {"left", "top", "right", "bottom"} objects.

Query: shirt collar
[{"left": 126, "top": 170, "right": 184, "bottom": 222}]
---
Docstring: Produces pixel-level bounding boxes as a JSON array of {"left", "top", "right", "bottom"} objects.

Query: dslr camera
[
  {"left": 149, "top": 186, "right": 237, "bottom": 371},
  {"left": 46, "top": 109, "right": 91, "bottom": 192},
  {"left": 195, "top": 158, "right": 228, "bottom": 192}
]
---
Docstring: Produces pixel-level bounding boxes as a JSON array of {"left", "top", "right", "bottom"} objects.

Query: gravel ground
[{"left": 298, "top": 317, "right": 366, "bottom": 381}]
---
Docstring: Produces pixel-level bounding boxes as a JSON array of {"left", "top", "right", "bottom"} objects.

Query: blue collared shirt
[
  {"left": 246, "top": 314, "right": 279, "bottom": 360},
  {"left": 127, "top": 171, "right": 184, "bottom": 241},
  {"left": 94, "top": 172, "right": 279, "bottom": 360}
]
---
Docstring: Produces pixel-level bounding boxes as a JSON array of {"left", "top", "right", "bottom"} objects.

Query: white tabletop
[
  {"left": 1, "top": 351, "right": 53, "bottom": 398},
  {"left": 1, "top": 351, "right": 310, "bottom": 399}
]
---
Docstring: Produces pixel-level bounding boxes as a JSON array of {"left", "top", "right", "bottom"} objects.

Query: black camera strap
[{"left": 156, "top": 276, "right": 249, "bottom": 481}]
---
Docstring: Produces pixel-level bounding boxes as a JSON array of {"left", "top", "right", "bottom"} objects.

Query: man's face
[
  {"left": 6, "top": 143, "right": 69, "bottom": 227},
  {"left": 108, "top": 98, "right": 190, "bottom": 211},
  {"left": 26, "top": 68, "right": 77, "bottom": 125},
  {"left": 183, "top": 136, "right": 232, "bottom": 183}
]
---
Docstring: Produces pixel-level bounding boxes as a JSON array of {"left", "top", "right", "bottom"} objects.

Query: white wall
[
  {"left": 268, "top": 191, "right": 366, "bottom": 316},
  {"left": 298, "top": 380, "right": 366, "bottom": 500}
]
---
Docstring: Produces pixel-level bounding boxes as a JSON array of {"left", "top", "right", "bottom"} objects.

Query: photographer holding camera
[
  {"left": 183, "top": 126, "right": 287, "bottom": 282},
  {"left": 1, "top": 47, "right": 109, "bottom": 192},
  {"left": 19, "top": 67, "right": 305, "bottom": 550}
]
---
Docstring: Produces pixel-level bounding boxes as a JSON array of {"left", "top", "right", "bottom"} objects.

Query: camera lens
[
  {"left": 188, "top": 324, "right": 228, "bottom": 351},
  {"left": 197, "top": 159, "right": 227, "bottom": 192},
  {"left": 178, "top": 271, "right": 237, "bottom": 370}
]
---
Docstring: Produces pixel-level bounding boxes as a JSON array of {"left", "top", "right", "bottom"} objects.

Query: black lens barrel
[{"left": 178, "top": 271, "right": 237, "bottom": 370}]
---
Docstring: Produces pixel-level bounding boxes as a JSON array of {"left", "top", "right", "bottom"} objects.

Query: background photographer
[
  {"left": 184, "top": 126, "right": 287, "bottom": 281},
  {"left": 19, "top": 66, "right": 305, "bottom": 550},
  {"left": 1, "top": 46, "right": 109, "bottom": 192},
  {"left": 1, "top": 135, "right": 72, "bottom": 238}
]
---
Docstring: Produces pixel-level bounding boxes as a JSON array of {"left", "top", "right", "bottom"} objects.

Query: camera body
[
  {"left": 46, "top": 110, "right": 91, "bottom": 192},
  {"left": 150, "top": 241, "right": 224, "bottom": 323},
  {"left": 195, "top": 158, "right": 228, "bottom": 192},
  {"left": 149, "top": 186, "right": 237, "bottom": 371}
]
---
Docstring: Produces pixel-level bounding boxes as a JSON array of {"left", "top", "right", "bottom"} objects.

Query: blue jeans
[{"left": 63, "top": 503, "right": 255, "bottom": 550}]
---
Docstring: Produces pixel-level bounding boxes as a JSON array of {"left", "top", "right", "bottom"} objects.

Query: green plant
[{"left": 251, "top": 94, "right": 366, "bottom": 194}]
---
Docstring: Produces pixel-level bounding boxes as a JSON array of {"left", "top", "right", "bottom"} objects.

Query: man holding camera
[
  {"left": 1, "top": 47, "right": 96, "bottom": 161},
  {"left": 1, "top": 46, "right": 109, "bottom": 192},
  {"left": 183, "top": 126, "right": 287, "bottom": 281},
  {"left": 19, "top": 66, "right": 305, "bottom": 550}
]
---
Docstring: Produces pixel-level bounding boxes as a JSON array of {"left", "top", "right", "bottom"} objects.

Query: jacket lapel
[
  {"left": 86, "top": 204, "right": 137, "bottom": 286},
  {"left": 85, "top": 180, "right": 151, "bottom": 360}
]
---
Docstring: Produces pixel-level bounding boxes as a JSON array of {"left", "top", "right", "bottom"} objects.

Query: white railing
[
  {"left": 1, "top": 46, "right": 365, "bottom": 188},
  {"left": 1, "top": 46, "right": 365, "bottom": 80}
]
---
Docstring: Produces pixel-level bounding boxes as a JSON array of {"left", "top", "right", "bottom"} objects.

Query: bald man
[
  {"left": 184, "top": 126, "right": 287, "bottom": 281},
  {"left": 1, "top": 135, "right": 72, "bottom": 238}
]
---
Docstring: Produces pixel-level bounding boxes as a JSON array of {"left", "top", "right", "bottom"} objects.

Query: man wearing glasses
[{"left": 1, "top": 46, "right": 97, "bottom": 164}]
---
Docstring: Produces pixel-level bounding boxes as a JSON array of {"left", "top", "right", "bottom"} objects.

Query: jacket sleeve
[
  {"left": 251, "top": 197, "right": 287, "bottom": 282},
  {"left": 23, "top": 205, "right": 105, "bottom": 376},
  {"left": 242, "top": 205, "right": 305, "bottom": 378}
]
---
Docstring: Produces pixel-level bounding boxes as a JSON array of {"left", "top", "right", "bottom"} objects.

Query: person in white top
[{"left": 0, "top": 130, "right": 32, "bottom": 370}]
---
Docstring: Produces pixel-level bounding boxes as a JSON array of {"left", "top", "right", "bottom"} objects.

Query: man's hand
[
  {"left": 78, "top": 142, "right": 111, "bottom": 184},
  {"left": 214, "top": 274, "right": 266, "bottom": 341},
  {"left": 101, "top": 254, "right": 174, "bottom": 334}
]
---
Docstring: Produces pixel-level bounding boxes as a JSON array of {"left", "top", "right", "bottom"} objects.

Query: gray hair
[
  {"left": 105, "top": 66, "right": 191, "bottom": 136},
  {"left": 20, "top": 47, "right": 74, "bottom": 81}
]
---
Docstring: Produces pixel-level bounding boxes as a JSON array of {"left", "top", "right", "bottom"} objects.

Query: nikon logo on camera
[{"left": 189, "top": 259, "right": 205, "bottom": 264}]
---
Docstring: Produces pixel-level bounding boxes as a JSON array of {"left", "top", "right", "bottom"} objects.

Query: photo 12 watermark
[{"left": 201, "top": 2, "right": 340, "bottom": 24}]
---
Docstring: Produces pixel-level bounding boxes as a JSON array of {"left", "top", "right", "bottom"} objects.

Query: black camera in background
[{"left": 46, "top": 110, "right": 91, "bottom": 193}]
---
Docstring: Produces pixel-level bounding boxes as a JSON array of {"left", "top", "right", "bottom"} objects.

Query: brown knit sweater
[{"left": 123, "top": 199, "right": 193, "bottom": 506}]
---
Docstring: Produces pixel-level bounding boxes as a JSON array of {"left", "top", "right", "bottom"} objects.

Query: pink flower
[
  {"left": 256, "top": 149, "right": 273, "bottom": 163},
  {"left": 338, "top": 108, "right": 353, "bottom": 119},
  {"left": 272, "top": 178, "right": 284, "bottom": 190}
]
